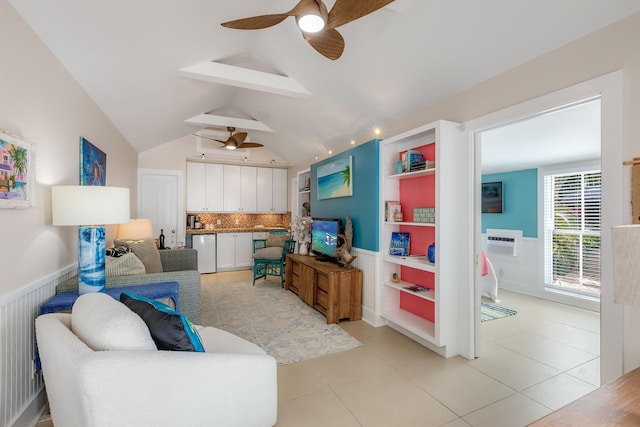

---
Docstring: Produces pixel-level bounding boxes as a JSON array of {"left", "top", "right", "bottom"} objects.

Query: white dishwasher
[{"left": 192, "top": 234, "right": 216, "bottom": 273}]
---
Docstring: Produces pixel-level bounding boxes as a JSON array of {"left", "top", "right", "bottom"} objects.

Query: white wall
[
  {"left": 0, "top": 0, "right": 138, "bottom": 298},
  {"left": 481, "top": 236, "right": 600, "bottom": 312}
]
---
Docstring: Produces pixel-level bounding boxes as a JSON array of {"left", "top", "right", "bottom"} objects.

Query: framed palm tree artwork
[
  {"left": 0, "top": 129, "right": 34, "bottom": 209},
  {"left": 317, "top": 155, "right": 352, "bottom": 200}
]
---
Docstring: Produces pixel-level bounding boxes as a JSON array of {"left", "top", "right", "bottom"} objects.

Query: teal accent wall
[
  {"left": 311, "top": 140, "right": 380, "bottom": 251},
  {"left": 482, "top": 169, "right": 538, "bottom": 238}
]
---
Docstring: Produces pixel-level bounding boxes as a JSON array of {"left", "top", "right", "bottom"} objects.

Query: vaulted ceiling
[{"left": 9, "top": 0, "right": 640, "bottom": 166}]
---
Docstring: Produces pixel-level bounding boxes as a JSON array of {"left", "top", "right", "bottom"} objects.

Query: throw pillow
[
  {"left": 252, "top": 246, "right": 283, "bottom": 260},
  {"left": 266, "top": 233, "right": 290, "bottom": 247},
  {"left": 105, "top": 252, "right": 146, "bottom": 276},
  {"left": 114, "top": 238, "right": 163, "bottom": 273},
  {"left": 105, "top": 245, "right": 132, "bottom": 258},
  {"left": 120, "top": 292, "right": 204, "bottom": 352},
  {"left": 71, "top": 293, "right": 157, "bottom": 351}
]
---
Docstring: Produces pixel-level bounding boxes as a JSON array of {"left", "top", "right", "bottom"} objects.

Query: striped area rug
[{"left": 481, "top": 302, "right": 517, "bottom": 322}]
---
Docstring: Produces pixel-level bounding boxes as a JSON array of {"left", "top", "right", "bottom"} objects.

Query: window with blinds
[{"left": 543, "top": 170, "right": 601, "bottom": 296}]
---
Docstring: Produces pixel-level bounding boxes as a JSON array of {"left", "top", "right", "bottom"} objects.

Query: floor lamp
[
  {"left": 52, "top": 186, "right": 130, "bottom": 294},
  {"left": 611, "top": 225, "right": 640, "bottom": 305}
]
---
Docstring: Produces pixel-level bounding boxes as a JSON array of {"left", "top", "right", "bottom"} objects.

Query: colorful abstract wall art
[{"left": 0, "top": 129, "right": 34, "bottom": 208}]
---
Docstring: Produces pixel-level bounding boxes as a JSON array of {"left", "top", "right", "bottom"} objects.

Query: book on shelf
[
  {"left": 407, "top": 149, "right": 424, "bottom": 172},
  {"left": 400, "top": 149, "right": 424, "bottom": 173},
  {"left": 409, "top": 161, "right": 426, "bottom": 171},
  {"left": 385, "top": 200, "right": 401, "bottom": 222},
  {"left": 403, "top": 285, "right": 432, "bottom": 293},
  {"left": 389, "top": 232, "right": 410, "bottom": 256}
]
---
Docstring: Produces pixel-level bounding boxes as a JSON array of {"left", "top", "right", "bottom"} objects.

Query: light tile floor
[
  {"left": 37, "top": 274, "right": 600, "bottom": 427},
  {"left": 276, "top": 287, "right": 600, "bottom": 427}
]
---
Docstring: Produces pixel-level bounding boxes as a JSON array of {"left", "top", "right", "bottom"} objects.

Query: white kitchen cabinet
[
  {"left": 216, "top": 232, "right": 253, "bottom": 271},
  {"left": 272, "top": 168, "right": 288, "bottom": 212},
  {"left": 223, "top": 165, "right": 257, "bottom": 212},
  {"left": 256, "top": 167, "right": 288, "bottom": 213},
  {"left": 186, "top": 162, "right": 223, "bottom": 212}
]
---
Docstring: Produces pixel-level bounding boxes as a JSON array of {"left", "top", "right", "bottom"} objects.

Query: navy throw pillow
[{"left": 120, "top": 292, "right": 204, "bottom": 352}]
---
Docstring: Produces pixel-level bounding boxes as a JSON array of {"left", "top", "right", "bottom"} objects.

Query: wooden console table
[
  {"left": 285, "top": 254, "right": 362, "bottom": 324},
  {"left": 528, "top": 367, "right": 640, "bottom": 426}
]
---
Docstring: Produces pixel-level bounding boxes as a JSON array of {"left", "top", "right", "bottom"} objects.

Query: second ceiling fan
[
  {"left": 199, "top": 126, "right": 264, "bottom": 150},
  {"left": 221, "top": 0, "right": 394, "bottom": 60}
]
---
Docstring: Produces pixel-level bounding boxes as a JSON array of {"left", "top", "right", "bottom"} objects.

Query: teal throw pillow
[{"left": 120, "top": 292, "right": 204, "bottom": 352}]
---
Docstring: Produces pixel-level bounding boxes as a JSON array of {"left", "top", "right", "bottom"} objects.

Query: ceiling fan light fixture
[
  {"left": 225, "top": 144, "right": 237, "bottom": 150},
  {"left": 297, "top": 13, "right": 325, "bottom": 33}
]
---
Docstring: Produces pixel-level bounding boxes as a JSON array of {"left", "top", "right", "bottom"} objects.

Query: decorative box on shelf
[{"left": 414, "top": 207, "right": 435, "bottom": 223}]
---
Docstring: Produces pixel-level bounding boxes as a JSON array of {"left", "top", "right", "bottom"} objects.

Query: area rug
[
  {"left": 481, "top": 302, "right": 517, "bottom": 322},
  {"left": 200, "top": 279, "right": 361, "bottom": 365}
]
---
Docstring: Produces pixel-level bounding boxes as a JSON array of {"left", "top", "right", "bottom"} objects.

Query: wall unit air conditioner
[{"left": 486, "top": 229, "right": 522, "bottom": 256}]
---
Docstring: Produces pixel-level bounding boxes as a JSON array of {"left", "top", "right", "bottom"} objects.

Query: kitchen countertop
[{"left": 186, "top": 227, "right": 288, "bottom": 234}]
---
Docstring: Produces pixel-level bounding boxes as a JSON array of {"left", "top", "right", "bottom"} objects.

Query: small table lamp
[
  {"left": 52, "top": 186, "right": 130, "bottom": 294},
  {"left": 611, "top": 225, "right": 640, "bottom": 305},
  {"left": 117, "top": 218, "right": 154, "bottom": 240}
]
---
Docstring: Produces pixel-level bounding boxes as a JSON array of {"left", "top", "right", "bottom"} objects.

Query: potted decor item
[{"left": 290, "top": 216, "right": 313, "bottom": 255}]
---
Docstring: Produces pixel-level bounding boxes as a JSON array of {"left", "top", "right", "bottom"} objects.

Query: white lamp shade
[
  {"left": 117, "top": 219, "right": 154, "bottom": 240},
  {"left": 611, "top": 225, "right": 640, "bottom": 305},
  {"left": 52, "top": 186, "right": 130, "bottom": 226}
]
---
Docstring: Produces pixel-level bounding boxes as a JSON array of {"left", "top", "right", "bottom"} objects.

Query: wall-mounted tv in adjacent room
[
  {"left": 482, "top": 181, "right": 503, "bottom": 213},
  {"left": 310, "top": 218, "right": 342, "bottom": 262}
]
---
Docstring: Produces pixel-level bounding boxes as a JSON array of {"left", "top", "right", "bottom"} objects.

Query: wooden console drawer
[
  {"left": 292, "top": 261, "right": 301, "bottom": 276},
  {"left": 316, "top": 273, "right": 329, "bottom": 292},
  {"left": 316, "top": 288, "right": 328, "bottom": 310}
]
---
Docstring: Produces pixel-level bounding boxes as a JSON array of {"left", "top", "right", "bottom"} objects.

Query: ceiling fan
[
  {"left": 196, "top": 126, "right": 264, "bottom": 150},
  {"left": 221, "top": 0, "right": 394, "bottom": 60}
]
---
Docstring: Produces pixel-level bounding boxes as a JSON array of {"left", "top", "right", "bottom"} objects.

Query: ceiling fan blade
[
  {"left": 238, "top": 142, "right": 264, "bottom": 149},
  {"left": 231, "top": 132, "right": 248, "bottom": 145},
  {"left": 327, "top": 0, "right": 394, "bottom": 29},
  {"left": 221, "top": 14, "right": 289, "bottom": 30},
  {"left": 193, "top": 134, "right": 226, "bottom": 145},
  {"left": 304, "top": 28, "right": 345, "bottom": 60}
]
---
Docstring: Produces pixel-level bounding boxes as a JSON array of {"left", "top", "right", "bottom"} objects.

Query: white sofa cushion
[
  {"left": 195, "top": 325, "right": 268, "bottom": 355},
  {"left": 72, "top": 293, "right": 157, "bottom": 351}
]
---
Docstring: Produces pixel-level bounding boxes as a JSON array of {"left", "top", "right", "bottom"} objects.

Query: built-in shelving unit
[
  {"left": 378, "top": 120, "right": 464, "bottom": 357},
  {"left": 296, "top": 168, "right": 311, "bottom": 218}
]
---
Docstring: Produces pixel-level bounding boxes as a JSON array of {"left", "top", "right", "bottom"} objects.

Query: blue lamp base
[{"left": 78, "top": 226, "right": 106, "bottom": 294}]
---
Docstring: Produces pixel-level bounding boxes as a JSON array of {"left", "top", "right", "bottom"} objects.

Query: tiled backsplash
[{"left": 190, "top": 213, "right": 292, "bottom": 229}]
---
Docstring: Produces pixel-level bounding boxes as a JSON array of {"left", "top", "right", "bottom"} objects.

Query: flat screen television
[
  {"left": 310, "top": 218, "right": 342, "bottom": 262},
  {"left": 482, "top": 181, "right": 503, "bottom": 213}
]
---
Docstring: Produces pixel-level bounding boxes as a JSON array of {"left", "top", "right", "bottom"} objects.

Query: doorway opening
[
  {"left": 464, "top": 70, "right": 623, "bottom": 384},
  {"left": 478, "top": 98, "right": 601, "bottom": 307}
]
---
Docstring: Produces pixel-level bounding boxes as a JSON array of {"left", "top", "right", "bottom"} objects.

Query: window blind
[{"left": 543, "top": 170, "right": 601, "bottom": 295}]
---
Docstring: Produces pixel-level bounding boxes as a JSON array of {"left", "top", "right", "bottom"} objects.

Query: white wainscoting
[
  {"left": 481, "top": 234, "right": 599, "bottom": 312},
  {"left": 348, "top": 247, "right": 379, "bottom": 326},
  {"left": 0, "top": 265, "right": 76, "bottom": 427}
]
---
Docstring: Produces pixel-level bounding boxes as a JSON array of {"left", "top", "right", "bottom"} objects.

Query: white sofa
[{"left": 35, "top": 293, "right": 277, "bottom": 427}]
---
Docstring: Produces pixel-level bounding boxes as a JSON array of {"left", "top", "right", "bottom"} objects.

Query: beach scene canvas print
[
  {"left": 317, "top": 156, "right": 352, "bottom": 200},
  {"left": 0, "top": 130, "right": 33, "bottom": 208}
]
